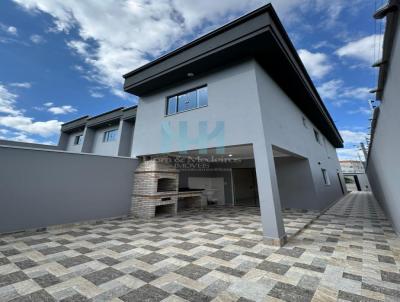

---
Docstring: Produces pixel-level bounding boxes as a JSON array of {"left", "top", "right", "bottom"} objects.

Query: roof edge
[
  {"left": 87, "top": 107, "right": 124, "bottom": 121},
  {"left": 61, "top": 115, "right": 89, "bottom": 127},
  {"left": 122, "top": 4, "right": 273, "bottom": 79}
]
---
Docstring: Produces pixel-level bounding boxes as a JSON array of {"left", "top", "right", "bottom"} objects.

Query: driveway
[{"left": 0, "top": 192, "right": 399, "bottom": 301}]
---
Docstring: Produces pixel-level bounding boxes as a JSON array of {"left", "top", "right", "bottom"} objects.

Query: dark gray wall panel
[
  {"left": 274, "top": 157, "right": 319, "bottom": 210},
  {"left": 0, "top": 146, "right": 138, "bottom": 233}
]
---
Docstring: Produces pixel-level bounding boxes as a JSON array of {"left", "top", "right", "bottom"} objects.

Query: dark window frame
[
  {"left": 322, "top": 168, "right": 331, "bottom": 186},
  {"left": 74, "top": 134, "right": 83, "bottom": 145},
  {"left": 165, "top": 85, "right": 208, "bottom": 116},
  {"left": 103, "top": 129, "right": 118, "bottom": 143},
  {"left": 314, "top": 129, "right": 321, "bottom": 144}
]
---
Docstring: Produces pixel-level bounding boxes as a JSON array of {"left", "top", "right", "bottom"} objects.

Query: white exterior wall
[
  {"left": 132, "top": 60, "right": 265, "bottom": 156},
  {"left": 65, "top": 131, "right": 84, "bottom": 153},
  {"left": 254, "top": 64, "right": 345, "bottom": 209},
  {"left": 367, "top": 15, "right": 400, "bottom": 234},
  {"left": 132, "top": 60, "right": 287, "bottom": 240},
  {"left": 91, "top": 125, "right": 121, "bottom": 156},
  {"left": 132, "top": 59, "right": 344, "bottom": 210}
]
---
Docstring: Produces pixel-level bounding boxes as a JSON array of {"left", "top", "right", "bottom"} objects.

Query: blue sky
[{"left": 0, "top": 0, "right": 385, "bottom": 159}]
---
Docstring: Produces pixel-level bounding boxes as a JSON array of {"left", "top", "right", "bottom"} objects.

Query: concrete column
[
  {"left": 57, "top": 132, "right": 69, "bottom": 151},
  {"left": 253, "top": 142, "right": 286, "bottom": 246},
  {"left": 81, "top": 127, "right": 95, "bottom": 153},
  {"left": 118, "top": 119, "right": 135, "bottom": 157}
]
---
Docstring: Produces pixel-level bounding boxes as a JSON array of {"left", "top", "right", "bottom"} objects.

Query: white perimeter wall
[{"left": 367, "top": 16, "right": 400, "bottom": 234}]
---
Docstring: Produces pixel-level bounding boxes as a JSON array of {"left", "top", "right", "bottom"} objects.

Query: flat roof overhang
[
  {"left": 61, "top": 116, "right": 88, "bottom": 133},
  {"left": 123, "top": 4, "right": 343, "bottom": 148}
]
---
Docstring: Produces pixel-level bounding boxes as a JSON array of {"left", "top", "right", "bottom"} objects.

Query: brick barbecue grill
[{"left": 131, "top": 158, "right": 179, "bottom": 219}]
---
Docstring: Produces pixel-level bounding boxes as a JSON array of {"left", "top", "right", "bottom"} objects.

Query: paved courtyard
[{"left": 1, "top": 192, "right": 400, "bottom": 301}]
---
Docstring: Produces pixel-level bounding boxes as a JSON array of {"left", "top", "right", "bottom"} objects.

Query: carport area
[{"left": 165, "top": 144, "right": 322, "bottom": 245}]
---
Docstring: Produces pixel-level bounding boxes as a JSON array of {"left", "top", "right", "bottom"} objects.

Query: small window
[
  {"left": 302, "top": 116, "right": 308, "bottom": 128},
  {"left": 103, "top": 129, "right": 118, "bottom": 142},
  {"left": 74, "top": 135, "right": 83, "bottom": 145},
  {"left": 314, "top": 129, "right": 321, "bottom": 144},
  {"left": 322, "top": 169, "right": 331, "bottom": 185},
  {"left": 166, "top": 86, "right": 208, "bottom": 116}
]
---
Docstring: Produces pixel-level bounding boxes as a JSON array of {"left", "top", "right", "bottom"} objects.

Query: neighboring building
[
  {"left": 58, "top": 106, "right": 137, "bottom": 157},
  {"left": 367, "top": 0, "right": 400, "bottom": 233},
  {"left": 340, "top": 160, "right": 371, "bottom": 192}
]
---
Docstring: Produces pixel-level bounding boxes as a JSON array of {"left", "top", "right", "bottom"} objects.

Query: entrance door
[
  {"left": 354, "top": 175, "right": 362, "bottom": 191},
  {"left": 232, "top": 168, "right": 259, "bottom": 206},
  {"left": 337, "top": 173, "right": 345, "bottom": 195}
]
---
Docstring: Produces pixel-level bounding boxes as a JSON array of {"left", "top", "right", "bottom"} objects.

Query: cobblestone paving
[{"left": 0, "top": 192, "right": 399, "bottom": 301}]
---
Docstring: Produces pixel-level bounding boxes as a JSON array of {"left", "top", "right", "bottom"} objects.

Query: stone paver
[{"left": 0, "top": 192, "right": 399, "bottom": 301}]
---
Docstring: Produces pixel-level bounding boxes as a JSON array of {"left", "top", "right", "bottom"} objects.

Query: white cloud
[
  {"left": 337, "top": 148, "right": 364, "bottom": 161},
  {"left": 89, "top": 90, "right": 104, "bottom": 98},
  {"left": 30, "top": 34, "right": 45, "bottom": 44},
  {"left": 337, "top": 129, "right": 369, "bottom": 160},
  {"left": 13, "top": 0, "right": 346, "bottom": 98},
  {"left": 44, "top": 102, "right": 54, "bottom": 107},
  {"left": 317, "top": 79, "right": 371, "bottom": 106},
  {"left": 9, "top": 133, "right": 37, "bottom": 143},
  {"left": 7, "top": 26, "right": 18, "bottom": 35},
  {"left": 0, "top": 115, "right": 61, "bottom": 137},
  {"left": 0, "top": 23, "right": 18, "bottom": 35},
  {"left": 317, "top": 79, "right": 343, "bottom": 100},
  {"left": 336, "top": 34, "right": 384, "bottom": 64},
  {"left": 10, "top": 82, "right": 32, "bottom": 88},
  {"left": 2, "top": 131, "right": 55, "bottom": 144},
  {"left": 298, "top": 49, "right": 332, "bottom": 79},
  {"left": 340, "top": 130, "right": 369, "bottom": 145},
  {"left": 0, "top": 84, "right": 62, "bottom": 138},
  {"left": 47, "top": 105, "right": 77, "bottom": 115},
  {"left": 341, "top": 87, "right": 371, "bottom": 100},
  {"left": 0, "top": 84, "right": 20, "bottom": 115},
  {"left": 347, "top": 107, "right": 372, "bottom": 116}
]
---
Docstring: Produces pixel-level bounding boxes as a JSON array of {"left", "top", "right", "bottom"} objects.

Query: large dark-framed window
[
  {"left": 103, "top": 129, "right": 118, "bottom": 142},
  {"left": 166, "top": 86, "right": 208, "bottom": 116}
]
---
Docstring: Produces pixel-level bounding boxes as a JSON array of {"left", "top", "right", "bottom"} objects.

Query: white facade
[
  {"left": 132, "top": 60, "right": 344, "bottom": 208},
  {"left": 91, "top": 125, "right": 121, "bottom": 156},
  {"left": 65, "top": 131, "right": 84, "bottom": 153},
  {"left": 131, "top": 59, "right": 345, "bottom": 241},
  {"left": 367, "top": 4, "right": 400, "bottom": 234}
]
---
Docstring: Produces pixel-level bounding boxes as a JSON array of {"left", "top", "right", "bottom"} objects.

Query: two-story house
[{"left": 58, "top": 4, "right": 345, "bottom": 246}]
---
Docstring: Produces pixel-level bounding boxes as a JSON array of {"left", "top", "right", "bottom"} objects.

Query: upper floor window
[
  {"left": 74, "top": 135, "right": 83, "bottom": 145},
  {"left": 314, "top": 129, "right": 321, "bottom": 144},
  {"left": 103, "top": 129, "right": 118, "bottom": 142},
  {"left": 166, "top": 86, "right": 208, "bottom": 116}
]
